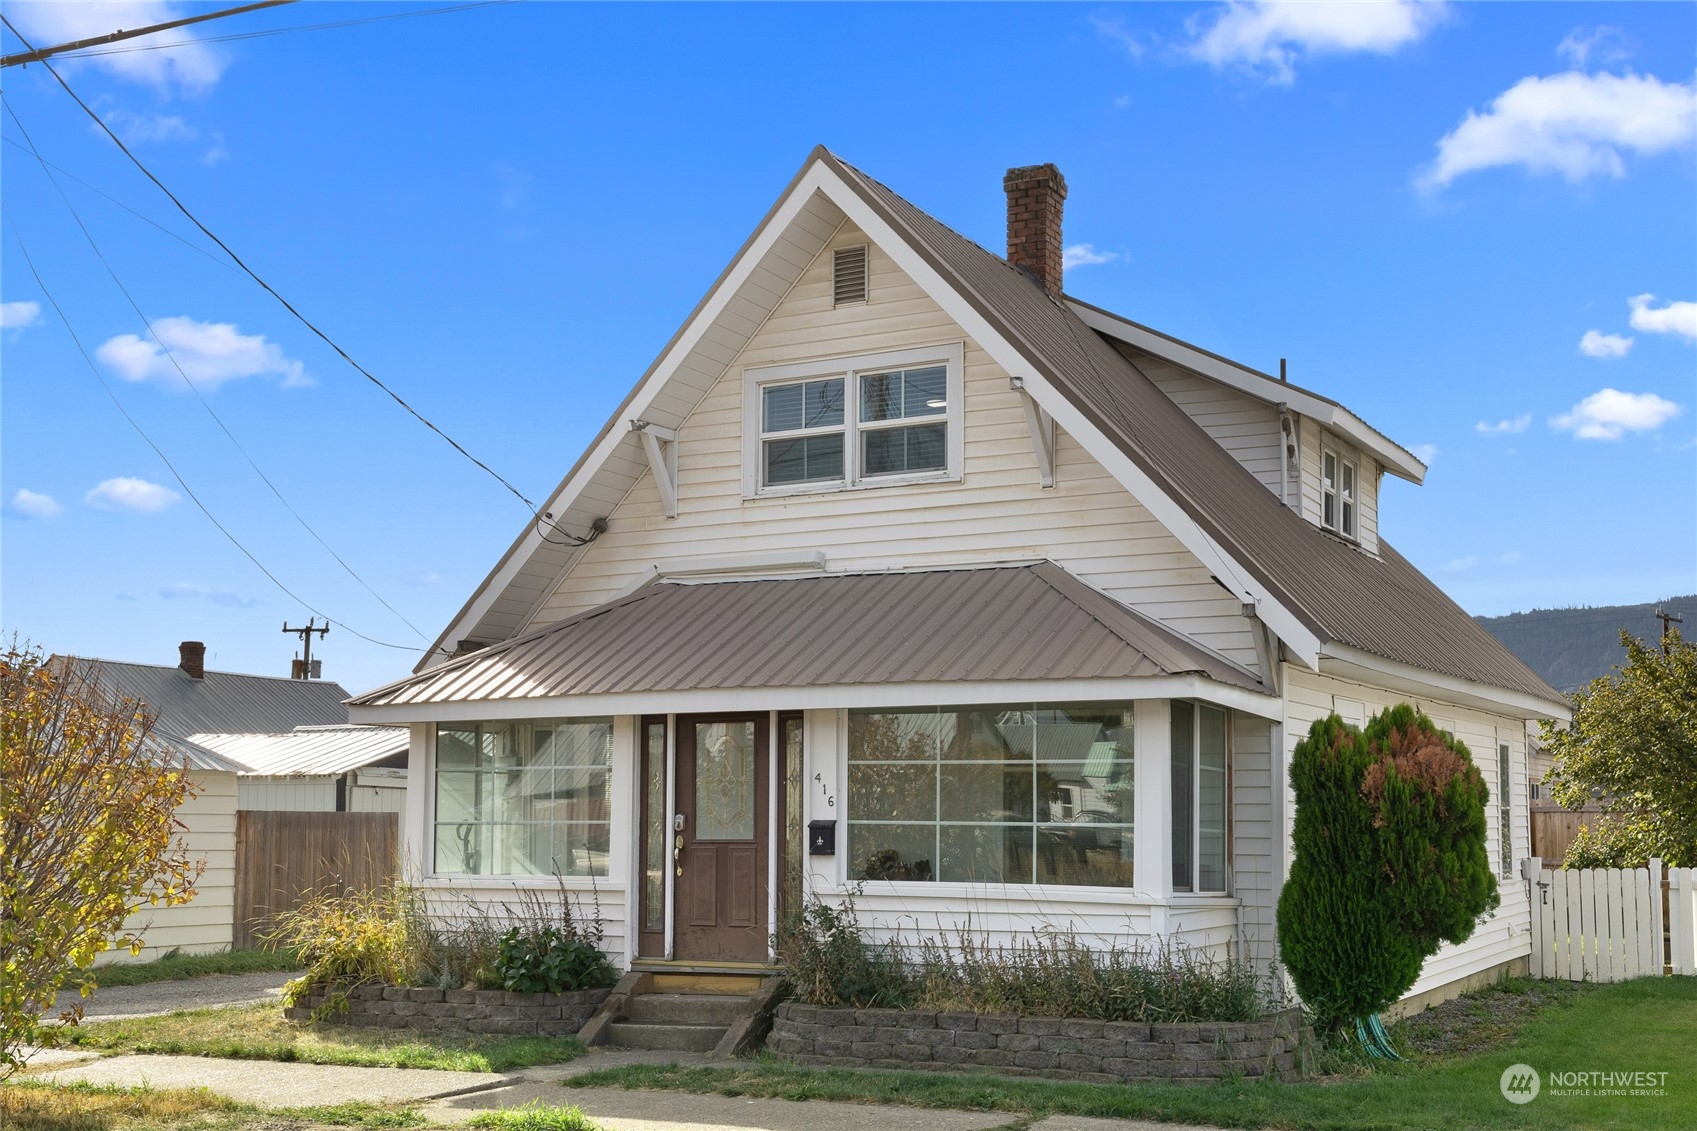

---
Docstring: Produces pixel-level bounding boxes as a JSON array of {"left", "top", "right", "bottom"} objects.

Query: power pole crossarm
[
  {"left": 2, "top": 1, "right": 297, "bottom": 69},
  {"left": 1655, "top": 608, "right": 1684, "bottom": 656},
  {"left": 283, "top": 617, "right": 330, "bottom": 679}
]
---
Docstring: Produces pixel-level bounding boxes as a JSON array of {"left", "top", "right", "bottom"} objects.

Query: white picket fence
[{"left": 1527, "top": 858, "right": 1697, "bottom": 981}]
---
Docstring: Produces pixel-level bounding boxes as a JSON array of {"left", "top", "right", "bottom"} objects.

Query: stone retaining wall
[
  {"left": 768, "top": 1003, "right": 1308, "bottom": 1083},
  {"left": 284, "top": 983, "right": 609, "bottom": 1037}
]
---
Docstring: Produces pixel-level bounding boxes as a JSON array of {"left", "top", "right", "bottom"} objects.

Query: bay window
[
  {"left": 846, "top": 703, "right": 1135, "bottom": 888},
  {"left": 434, "top": 718, "right": 612, "bottom": 877},
  {"left": 744, "top": 344, "right": 963, "bottom": 495}
]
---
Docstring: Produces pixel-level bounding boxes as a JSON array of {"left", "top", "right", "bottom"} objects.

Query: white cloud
[
  {"left": 1579, "top": 330, "right": 1633, "bottom": 358},
  {"left": 1091, "top": 15, "right": 1149, "bottom": 60},
  {"left": 160, "top": 582, "right": 259, "bottom": 608},
  {"left": 9, "top": 488, "right": 62, "bottom": 519},
  {"left": 1557, "top": 26, "right": 1634, "bottom": 69},
  {"left": 7, "top": 2, "right": 224, "bottom": 94},
  {"left": 86, "top": 476, "right": 180, "bottom": 513},
  {"left": 1186, "top": 0, "right": 1447, "bottom": 85},
  {"left": 1445, "top": 555, "right": 1479, "bottom": 572},
  {"left": 101, "top": 109, "right": 196, "bottom": 145},
  {"left": 493, "top": 164, "right": 532, "bottom": 212},
  {"left": 1410, "top": 443, "right": 1438, "bottom": 465},
  {"left": 97, "top": 316, "right": 310, "bottom": 391},
  {"left": 1, "top": 301, "right": 41, "bottom": 330},
  {"left": 1628, "top": 294, "right": 1697, "bottom": 341},
  {"left": 1421, "top": 70, "right": 1697, "bottom": 189},
  {"left": 1063, "top": 244, "right": 1118, "bottom": 269},
  {"left": 1550, "top": 388, "right": 1683, "bottom": 440},
  {"left": 1475, "top": 414, "right": 1531, "bottom": 436}
]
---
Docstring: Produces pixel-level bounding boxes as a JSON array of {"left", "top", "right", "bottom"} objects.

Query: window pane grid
[{"left": 848, "top": 704, "right": 1133, "bottom": 889}]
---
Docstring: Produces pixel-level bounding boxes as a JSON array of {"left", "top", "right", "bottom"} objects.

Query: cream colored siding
[
  {"left": 1137, "top": 356, "right": 1285, "bottom": 497},
  {"left": 1231, "top": 714, "right": 1278, "bottom": 974},
  {"left": 1281, "top": 668, "right": 1532, "bottom": 1002},
  {"left": 529, "top": 224, "right": 1258, "bottom": 670},
  {"left": 347, "top": 775, "right": 408, "bottom": 814},
  {"left": 98, "top": 770, "right": 237, "bottom": 964},
  {"left": 420, "top": 882, "right": 627, "bottom": 968},
  {"left": 238, "top": 775, "right": 337, "bottom": 811}
]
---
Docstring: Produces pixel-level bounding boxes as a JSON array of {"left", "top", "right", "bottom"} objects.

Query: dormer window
[
  {"left": 1322, "top": 447, "right": 1356, "bottom": 540},
  {"left": 743, "top": 343, "right": 963, "bottom": 497}
]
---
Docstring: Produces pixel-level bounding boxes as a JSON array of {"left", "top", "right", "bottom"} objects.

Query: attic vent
[{"left": 832, "top": 246, "right": 868, "bottom": 306}]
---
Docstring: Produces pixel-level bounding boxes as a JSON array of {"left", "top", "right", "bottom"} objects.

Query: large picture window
[
  {"left": 846, "top": 704, "right": 1134, "bottom": 888},
  {"left": 434, "top": 718, "right": 613, "bottom": 877},
  {"left": 744, "top": 344, "right": 963, "bottom": 495}
]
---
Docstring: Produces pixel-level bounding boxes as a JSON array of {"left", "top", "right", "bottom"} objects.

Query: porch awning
[{"left": 349, "top": 563, "right": 1266, "bottom": 712}]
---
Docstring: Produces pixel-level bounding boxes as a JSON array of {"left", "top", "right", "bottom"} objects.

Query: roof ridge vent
[{"left": 832, "top": 245, "right": 868, "bottom": 305}]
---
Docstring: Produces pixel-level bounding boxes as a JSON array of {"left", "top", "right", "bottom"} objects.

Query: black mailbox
[{"left": 808, "top": 819, "right": 837, "bottom": 856}]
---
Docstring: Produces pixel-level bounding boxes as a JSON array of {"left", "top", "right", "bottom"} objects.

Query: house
[
  {"left": 65, "top": 641, "right": 402, "bottom": 960},
  {"left": 347, "top": 150, "right": 1569, "bottom": 1011}
]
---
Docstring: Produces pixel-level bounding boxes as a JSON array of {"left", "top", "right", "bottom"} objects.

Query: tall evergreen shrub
[{"left": 1277, "top": 706, "right": 1498, "bottom": 1031}]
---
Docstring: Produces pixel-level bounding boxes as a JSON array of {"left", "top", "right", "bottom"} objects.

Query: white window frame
[
  {"left": 741, "top": 342, "right": 965, "bottom": 498},
  {"left": 1320, "top": 444, "right": 1357, "bottom": 540},
  {"left": 1498, "top": 738, "right": 1514, "bottom": 880},
  {"left": 1170, "top": 700, "right": 1230, "bottom": 896}
]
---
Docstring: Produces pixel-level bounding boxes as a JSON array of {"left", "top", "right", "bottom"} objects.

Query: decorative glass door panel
[{"left": 674, "top": 715, "right": 769, "bottom": 961}]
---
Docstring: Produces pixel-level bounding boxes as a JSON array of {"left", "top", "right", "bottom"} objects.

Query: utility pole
[
  {"left": 1655, "top": 608, "right": 1684, "bottom": 656},
  {"left": 2, "top": 1, "right": 296, "bottom": 69},
  {"left": 283, "top": 618, "right": 329, "bottom": 679}
]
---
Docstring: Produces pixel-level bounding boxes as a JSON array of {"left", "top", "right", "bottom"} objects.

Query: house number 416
[{"left": 813, "top": 772, "right": 835, "bottom": 807}]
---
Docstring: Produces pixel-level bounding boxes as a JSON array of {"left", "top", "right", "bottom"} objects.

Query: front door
[{"left": 674, "top": 715, "right": 769, "bottom": 961}]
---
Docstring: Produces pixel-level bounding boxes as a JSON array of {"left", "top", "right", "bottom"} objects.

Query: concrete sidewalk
[
  {"left": 33, "top": 1045, "right": 1232, "bottom": 1131},
  {"left": 37, "top": 1053, "right": 504, "bottom": 1107},
  {"left": 45, "top": 970, "right": 300, "bottom": 1022}
]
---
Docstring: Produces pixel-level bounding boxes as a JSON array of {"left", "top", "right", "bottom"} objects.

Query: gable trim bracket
[
  {"left": 1010, "top": 376, "right": 1056, "bottom": 488},
  {"left": 631, "top": 420, "right": 678, "bottom": 519}
]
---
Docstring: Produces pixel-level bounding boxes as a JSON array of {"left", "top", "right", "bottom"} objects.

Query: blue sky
[{"left": 3, "top": 1, "right": 1693, "bottom": 693}]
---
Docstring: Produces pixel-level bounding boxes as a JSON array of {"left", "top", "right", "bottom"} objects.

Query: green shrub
[
  {"left": 1278, "top": 706, "right": 1498, "bottom": 1033},
  {"left": 496, "top": 927, "right": 615, "bottom": 994},
  {"left": 774, "top": 890, "right": 909, "bottom": 1008}
]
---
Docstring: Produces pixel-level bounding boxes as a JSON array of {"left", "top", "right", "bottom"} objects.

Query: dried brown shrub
[{"left": 1360, "top": 724, "right": 1471, "bottom": 825}]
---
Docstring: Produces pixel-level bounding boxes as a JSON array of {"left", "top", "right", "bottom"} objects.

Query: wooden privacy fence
[
  {"left": 1528, "top": 858, "right": 1697, "bottom": 981},
  {"left": 1530, "top": 809, "right": 1586, "bottom": 864},
  {"left": 234, "top": 811, "right": 398, "bottom": 950}
]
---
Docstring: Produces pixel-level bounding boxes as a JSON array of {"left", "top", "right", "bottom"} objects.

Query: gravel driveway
[{"left": 45, "top": 970, "right": 302, "bottom": 1023}]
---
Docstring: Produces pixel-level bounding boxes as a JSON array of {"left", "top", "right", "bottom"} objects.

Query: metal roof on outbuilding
[
  {"left": 186, "top": 725, "right": 409, "bottom": 778},
  {"left": 351, "top": 563, "right": 1265, "bottom": 708}
]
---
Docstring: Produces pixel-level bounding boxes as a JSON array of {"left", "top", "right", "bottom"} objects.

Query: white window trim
[
  {"left": 741, "top": 342, "right": 965, "bottom": 499},
  {"left": 1170, "top": 701, "right": 1230, "bottom": 896},
  {"left": 1320, "top": 443, "right": 1358, "bottom": 541}
]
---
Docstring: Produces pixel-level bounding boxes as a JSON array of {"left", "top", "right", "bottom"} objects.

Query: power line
[
  {"left": 5, "top": 96, "right": 429, "bottom": 643},
  {"left": 54, "top": 2, "right": 514, "bottom": 61},
  {"left": 1, "top": 0, "right": 296, "bottom": 68},
  {"left": 4, "top": 212, "right": 421, "bottom": 654},
  {"left": 1, "top": 12, "right": 540, "bottom": 513},
  {"left": 0, "top": 134, "right": 237, "bottom": 273}
]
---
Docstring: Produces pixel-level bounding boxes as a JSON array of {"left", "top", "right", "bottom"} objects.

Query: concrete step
[
  {"left": 606, "top": 1021, "right": 727, "bottom": 1053},
  {"left": 623, "top": 992, "right": 750, "bottom": 1027}
]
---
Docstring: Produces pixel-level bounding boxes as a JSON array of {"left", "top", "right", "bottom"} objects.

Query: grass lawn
[
  {"left": 82, "top": 949, "right": 302, "bottom": 988},
  {"left": 58, "top": 1003, "right": 586, "bottom": 1073},
  {"left": 0, "top": 1080, "right": 424, "bottom": 1131},
  {"left": 563, "top": 977, "right": 1697, "bottom": 1130}
]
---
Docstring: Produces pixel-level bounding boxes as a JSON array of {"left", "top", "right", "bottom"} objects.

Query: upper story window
[
  {"left": 1321, "top": 446, "right": 1357, "bottom": 540},
  {"left": 743, "top": 343, "right": 964, "bottom": 497}
]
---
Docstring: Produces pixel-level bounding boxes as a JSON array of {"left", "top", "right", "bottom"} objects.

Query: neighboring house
[
  {"left": 189, "top": 725, "right": 409, "bottom": 813},
  {"left": 64, "top": 641, "right": 392, "bottom": 961},
  {"left": 348, "top": 151, "right": 1569, "bottom": 1009}
]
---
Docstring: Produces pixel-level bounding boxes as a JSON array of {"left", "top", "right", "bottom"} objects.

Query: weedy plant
[{"left": 776, "top": 889, "right": 1267, "bottom": 1022}]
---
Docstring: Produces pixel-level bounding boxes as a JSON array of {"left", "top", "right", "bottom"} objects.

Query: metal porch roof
[
  {"left": 186, "top": 725, "right": 409, "bottom": 777},
  {"left": 351, "top": 563, "right": 1264, "bottom": 709}
]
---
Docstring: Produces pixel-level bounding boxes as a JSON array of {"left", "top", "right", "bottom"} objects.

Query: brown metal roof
[
  {"left": 822, "top": 153, "right": 1566, "bottom": 710},
  {"left": 351, "top": 563, "right": 1264, "bottom": 708}
]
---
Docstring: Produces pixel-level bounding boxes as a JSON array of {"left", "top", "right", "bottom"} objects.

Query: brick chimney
[
  {"left": 1004, "top": 163, "right": 1068, "bottom": 295},
  {"left": 178, "top": 640, "right": 206, "bottom": 680}
]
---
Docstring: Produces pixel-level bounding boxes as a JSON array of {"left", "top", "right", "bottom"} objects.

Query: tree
[
  {"left": 1277, "top": 705, "right": 1498, "bottom": 1034},
  {"left": 0, "top": 642, "right": 203, "bottom": 1075},
  {"left": 1544, "top": 629, "right": 1697, "bottom": 868}
]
